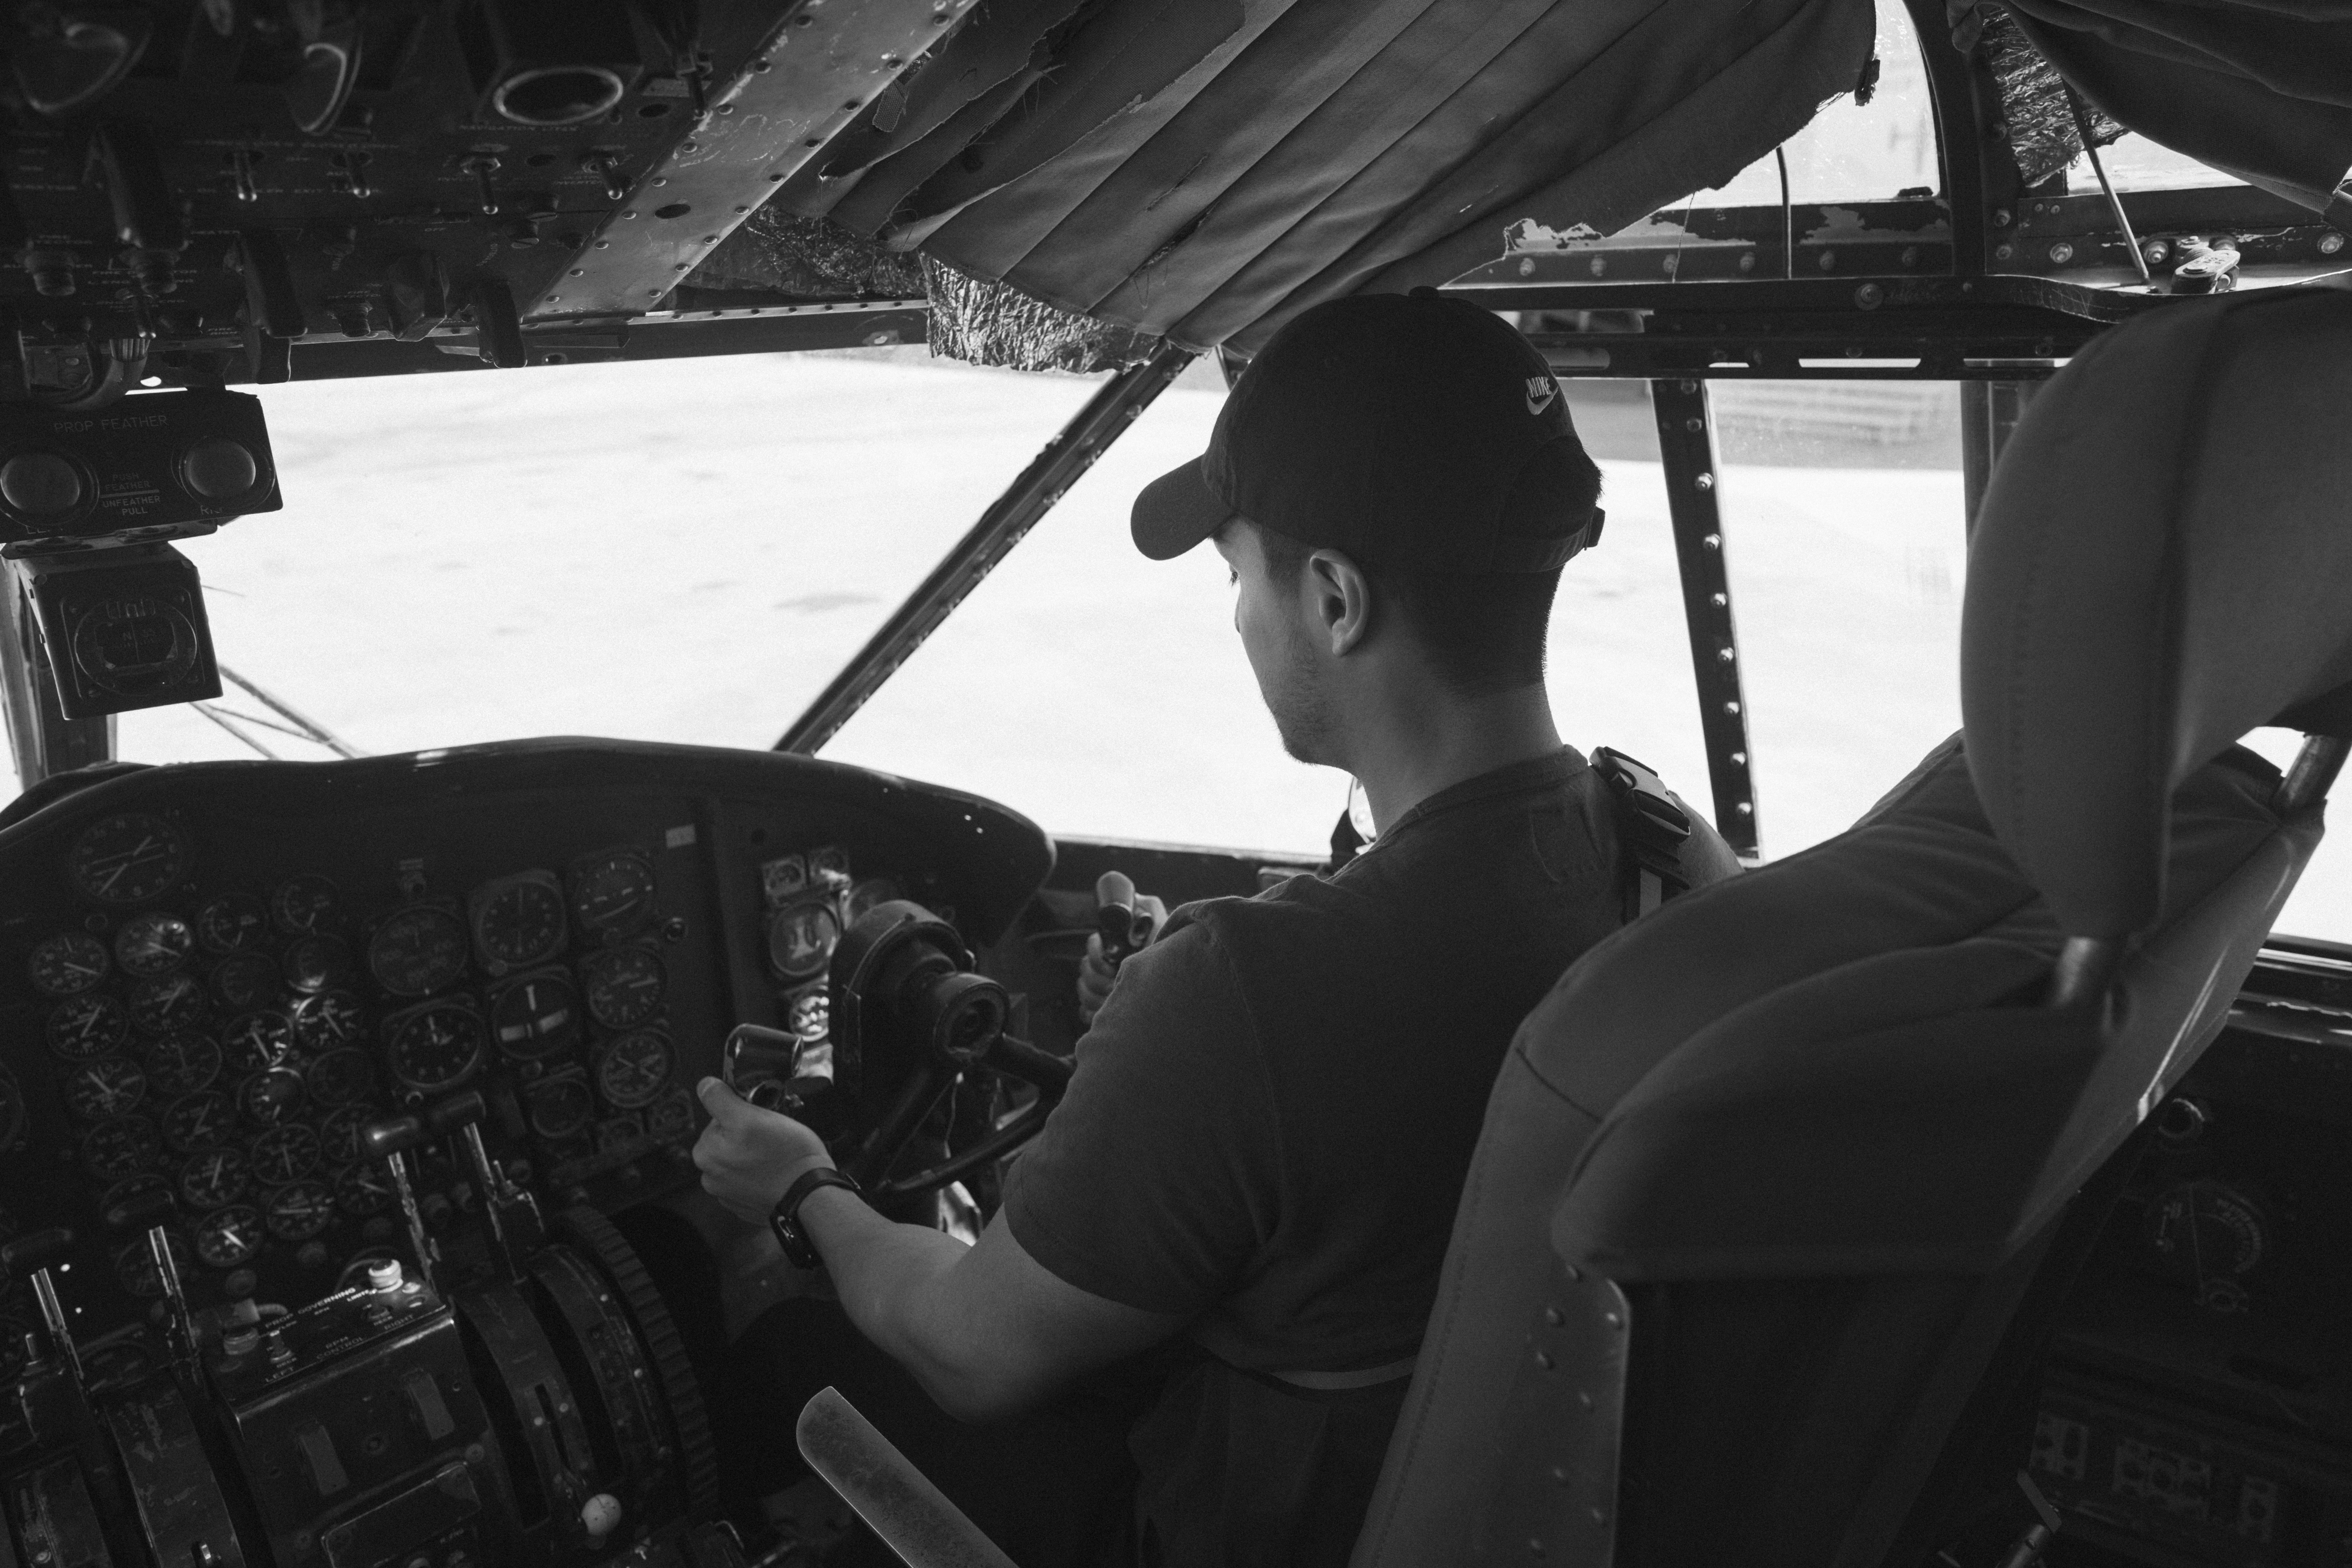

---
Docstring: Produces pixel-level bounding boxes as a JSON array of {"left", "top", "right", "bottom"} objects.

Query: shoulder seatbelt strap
[{"left": 1594, "top": 746, "right": 1693, "bottom": 920}]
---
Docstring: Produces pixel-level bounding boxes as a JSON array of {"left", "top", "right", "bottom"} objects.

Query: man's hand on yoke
[{"left": 690, "top": 1074, "right": 1183, "bottom": 1422}]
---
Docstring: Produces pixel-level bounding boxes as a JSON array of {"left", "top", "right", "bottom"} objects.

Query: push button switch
[{"left": 0, "top": 452, "right": 82, "bottom": 515}]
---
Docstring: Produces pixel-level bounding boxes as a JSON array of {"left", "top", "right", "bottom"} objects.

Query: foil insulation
[
  {"left": 920, "top": 261, "right": 1167, "bottom": 374},
  {"left": 688, "top": 208, "right": 926, "bottom": 299},
  {"left": 1975, "top": 6, "right": 2123, "bottom": 188}
]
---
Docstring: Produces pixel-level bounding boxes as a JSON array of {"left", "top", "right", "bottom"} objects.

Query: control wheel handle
[
  {"left": 1094, "top": 870, "right": 1145, "bottom": 964},
  {"left": 361, "top": 1113, "right": 426, "bottom": 1161},
  {"left": 0, "top": 1228, "right": 74, "bottom": 1275},
  {"left": 426, "top": 1090, "right": 486, "bottom": 1136}
]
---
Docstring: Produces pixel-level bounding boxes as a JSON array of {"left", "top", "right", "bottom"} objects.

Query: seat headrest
[{"left": 1961, "top": 286, "right": 2352, "bottom": 940}]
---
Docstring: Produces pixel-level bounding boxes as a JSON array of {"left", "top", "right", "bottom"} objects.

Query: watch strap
[{"left": 770, "top": 1167, "right": 861, "bottom": 1270}]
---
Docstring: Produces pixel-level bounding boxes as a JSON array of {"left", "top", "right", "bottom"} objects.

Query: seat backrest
[{"left": 1353, "top": 285, "right": 2352, "bottom": 1568}]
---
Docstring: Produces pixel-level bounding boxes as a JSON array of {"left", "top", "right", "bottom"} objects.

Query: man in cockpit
[{"left": 694, "top": 291, "right": 1733, "bottom": 1565}]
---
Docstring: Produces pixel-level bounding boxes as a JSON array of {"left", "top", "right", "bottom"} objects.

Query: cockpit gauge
[
  {"left": 319, "top": 1105, "right": 366, "bottom": 1167},
  {"left": 221, "top": 1011, "right": 293, "bottom": 1073},
  {"left": 595, "top": 1029, "right": 673, "bottom": 1110},
  {"left": 470, "top": 872, "right": 567, "bottom": 971},
  {"left": 114, "top": 911, "right": 194, "bottom": 977},
  {"left": 645, "top": 1091, "right": 695, "bottom": 1143},
  {"left": 236, "top": 1067, "right": 306, "bottom": 1127},
  {"left": 161, "top": 1091, "right": 236, "bottom": 1154},
  {"left": 786, "top": 985, "right": 829, "bottom": 1045},
  {"left": 48, "top": 994, "right": 130, "bottom": 1059},
  {"left": 570, "top": 851, "right": 658, "bottom": 936},
  {"left": 27, "top": 932, "right": 110, "bottom": 996},
  {"left": 196, "top": 893, "right": 269, "bottom": 953},
  {"left": 61, "top": 1056, "right": 147, "bottom": 1122},
  {"left": 767, "top": 898, "right": 842, "bottom": 982},
  {"left": 209, "top": 952, "right": 280, "bottom": 1012},
  {"left": 82, "top": 1114, "right": 162, "bottom": 1178},
  {"left": 264, "top": 1180, "right": 336, "bottom": 1241},
  {"left": 367, "top": 905, "right": 469, "bottom": 997},
  {"left": 524, "top": 1074, "right": 595, "bottom": 1140},
  {"left": 270, "top": 873, "right": 341, "bottom": 935},
  {"left": 249, "top": 1122, "right": 321, "bottom": 1186},
  {"left": 101, "top": 1174, "right": 172, "bottom": 1228},
  {"left": 385, "top": 1001, "right": 485, "bottom": 1093},
  {"left": 127, "top": 973, "right": 206, "bottom": 1034},
  {"left": 114, "top": 1231, "right": 189, "bottom": 1298},
  {"left": 193, "top": 1205, "right": 263, "bottom": 1268},
  {"left": 306, "top": 1047, "right": 376, "bottom": 1107},
  {"left": 69, "top": 814, "right": 187, "bottom": 905},
  {"left": 489, "top": 971, "right": 580, "bottom": 1058},
  {"left": 282, "top": 934, "right": 354, "bottom": 994},
  {"left": 846, "top": 877, "right": 905, "bottom": 925},
  {"left": 178, "top": 1148, "right": 249, "bottom": 1210},
  {"left": 291, "top": 989, "right": 366, "bottom": 1051},
  {"left": 581, "top": 946, "right": 665, "bottom": 1030},
  {"left": 333, "top": 1161, "right": 394, "bottom": 1216},
  {"left": 143, "top": 1034, "right": 222, "bottom": 1098}
]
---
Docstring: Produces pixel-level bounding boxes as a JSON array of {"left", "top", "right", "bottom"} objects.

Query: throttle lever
[
  {"left": 725, "top": 1022, "right": 821, "bottom": 1111},
  {"left": 426, "top": 1089, "right": 541, "bottom": 1276},
  {"left": 1093, "top": 871, "right": 1151, "bottom": 967},
  {"left": 361, "top": 1112, "right": 441, "bottom": 1294}
]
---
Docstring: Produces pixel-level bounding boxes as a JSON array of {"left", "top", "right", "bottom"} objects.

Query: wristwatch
[{"left": 770, "top": 1167, "right": 862, "bottom": 1269}]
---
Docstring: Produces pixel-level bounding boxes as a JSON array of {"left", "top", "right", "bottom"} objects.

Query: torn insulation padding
[
  {"left": 1980, "top": 7, "right": 2122, "bottom": 188},
  {"left": 688, "top": 208, "right": 926, "bottom": 299},
  {"left": 921, "top": 260, "right": 1167, "bottom": 373}
]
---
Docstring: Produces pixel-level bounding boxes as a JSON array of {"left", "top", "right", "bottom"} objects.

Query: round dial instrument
[
  {"left": 114, "top": 1232, "right": 190, "bottom": 1298},
  {"left": 319, "top": 1106, "right": 367, "bottom": 1167},
  {"left": 571, "top": 852, "right": 657, "bottom": 935},
  {"left": 385, "top": 1003, "right": 484, "bottom": 1093},
  {"left": 114, "top": 911, "right": 194, "bottom": 977},
  {"left": 265, "top": 1180, "right": 336, "bottom": 1241},
  {"left": 236, "top": 1067, "right": 306, "bottom": 1127},
  {"left": 82, "top": 1114, "right": 162, "bottom": 1178},
  {"left": 161, "top": 1091, "right": 236, "bottom": 1153},
  {"left": 767, "top": 900, "right": 841, "bottom": 981},
  {"left": 48, "top": 994, "right": 129, "bottom": 1059},
  {"left": 595, "top": 1030, "right": 673, "bottom": 1110},
  {"left": 491, "top": 972, "right": 580, "bottom": 1057},
  {"left": 524, "top": 1075, "right": 595, "bottom": 1140},
  {"left": 27, "top": 932, "right": 109, "bottom": 996},
  {"left": 249, "top": 1122, "right": 321, "bottom": 1186},
  {"left": 127, "top": 974, "right": 205, "bottom": 1034},
  {"left": 221, "top": 1011, "right": 293, "bottom": 1073},
  {"left": 282, "top": 935, "right": 353, "bottom": 994},
  {"left": 786, "top": 986, "right": 829, "bottom": 1044},
  {"left": 845, "top": 877, "right": 904, "bottom": 925},
  {"left": 194, "top": 1205, "right": 263, "bottom": 1268},
  {"left": 367, "top": 906, "right": 468, "bottom": 997},
  {"left": 143, "top": 1034, "right": 222, "bottom": 1098},
  {"left": 473, "top": 875, "right": 567, "bottom": 969},
  {"left": 196, "top": 893, "right": 269, "bottom": 953},
  {"left": 69, "top": 815, "right": 187, "bottom": 905},
  {"left": 332, "top": 1161, "right": 394, "bottom": 1216},
  {"left": 61, "top": 1056, "right": 147, "bottom": 1121},
  {"left": 209, "top": 952, "right": 280, "bottom": 1012},
  {"left": 305, "top": 1048, "right": 376, "bottom": 1107},
  {"left": 292, "top": 990, "right": 365, "bottom": 1051},
  {"left": 178, "top": 1148, "right": 249, "bottom": 1210},
  {"left": 582, "top": 946, "right": 664, "bottom": 1030},
  {"left": 101, "top": 1174, "right": 173, "bottom": 1229},
  {"left": 270, "top": 873, "right": 340, "bottom": 935}
]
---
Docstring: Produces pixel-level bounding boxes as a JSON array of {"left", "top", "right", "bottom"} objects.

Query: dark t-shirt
[{"left": 1004, "top": 748, "right": 1713, "bottom": 1564}]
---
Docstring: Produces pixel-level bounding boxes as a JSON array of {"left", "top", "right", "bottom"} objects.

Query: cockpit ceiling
[{"left": 782, "top": 0, "right": 1879, "bottom": 354}]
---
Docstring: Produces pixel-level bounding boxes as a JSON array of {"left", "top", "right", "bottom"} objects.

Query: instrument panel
[{"left": 0, "top": 738, "right": 1052, "bottom": 1365}]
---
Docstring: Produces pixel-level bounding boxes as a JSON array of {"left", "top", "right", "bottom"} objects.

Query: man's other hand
[
  {"left": 1077, "top": 890, "right": 1167, "bottom": 1026},
  {"left": 693, "top": 1076, "right": 831, "bottom": 1225}
]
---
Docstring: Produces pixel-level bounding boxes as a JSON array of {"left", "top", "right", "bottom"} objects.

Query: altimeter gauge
[
  {"left": 292, "top": 990, "right": 366, "bottom": 1051},
  {"left": 61, "top": 1056, "right": 147, "bottom": 1121},
  {"left": 582, "top": 946, "right": 664, "bottom": 1030},
  {"left": 161, "top": 1091, "right": 236, "bottom": 1153},
  {"left": 249, "top": 1123, "right": 321, "bottom": 1186},
  {"left": 48, "top": 994, "right": 130, "bottom": 1059},
  {"left": 127, "top": 973, "right": 205, "bottom": 1034},
  {"left": 570, "top": 851, "right": 657, "bottom": 936},
  {"left": 82, "top": 1114, "right": 161, "bottom": 1178},
  {"left": 385, "top": 1002, "right": 485, "bottom": 1093},
  {"left": 470, "top": 872, "right": 567, "bottom": 970},
  {"left": 195, "top": 893, "right": 269, "bottom": 953},
  {"left": 69, "top": 815, "right": 187, "bottom": 905},
  {"left": 367, "top": 905, "right": 469, "bottom": 997},
  {"left": 27, "top": 932, "right": 109, "bottom": 996},
  {"left": 143, "top": 1034, "right": 222, "bottom": 1098},
  {"left": 595, "top": 1029, "right": 673, "bottom": 1110},
  {"left": 194, "top": 1205, "right": 263, "bottom": 1268},
  {"left": 265, "top": 1180, "right": 336, "bottom": 1241},
  {"left": 178, "top": 1148, "right": 249, "bottom": 1209},
  {"left": 114, "top": 911, "right": 194, "bottom": 977}
]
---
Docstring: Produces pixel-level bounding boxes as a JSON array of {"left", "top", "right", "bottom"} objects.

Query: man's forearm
[{"left": 800, "top": 1187, "right": 1003, "bottom": 1419}]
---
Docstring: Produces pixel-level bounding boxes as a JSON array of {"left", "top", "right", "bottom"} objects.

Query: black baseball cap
[{"left": 1132, "top": 290, "right": 1603, "bottom": 572}]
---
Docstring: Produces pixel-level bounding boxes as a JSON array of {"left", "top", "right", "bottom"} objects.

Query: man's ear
[{"left": 1307, "top": 549, "right": 1374, "bottom": 657}]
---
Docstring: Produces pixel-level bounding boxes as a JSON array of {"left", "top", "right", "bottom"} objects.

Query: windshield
[{"left": 7, "top": 351, "right": 1097, "bottom": 801}]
